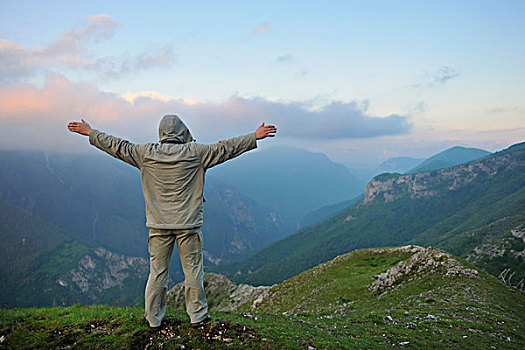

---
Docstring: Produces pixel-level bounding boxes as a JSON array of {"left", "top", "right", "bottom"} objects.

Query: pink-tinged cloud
[
  {"left": 251, "top": 22, "right": 270, "bottom": 35},
  {"left": 0, "top": 14, "right": 174, "bottom": 82},
  {"left": 48, "top": 14, "right": 117, "bottom": 54},
  {"left": 0, "top": 74, "right": 411, "bottom": 151},
  {"left": 487, "top": 106, "right": 519, "bottom": 114}
]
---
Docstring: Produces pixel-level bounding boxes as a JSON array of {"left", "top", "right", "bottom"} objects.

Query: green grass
[
  {"left": 2, "top": 246, "right": 524, "bottom": 349},
  {"left": 1, "top": 302, "right": 522, "bottom": 349},
  {"left": 241, "top": 246, "right": 525, "bottom": 349}
]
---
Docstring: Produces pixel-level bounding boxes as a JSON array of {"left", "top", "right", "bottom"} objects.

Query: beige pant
[{"left": 144, "top": 228, "right": 208, "bottom": 326}]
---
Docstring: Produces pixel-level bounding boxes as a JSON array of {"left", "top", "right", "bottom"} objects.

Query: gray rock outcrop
[
  {"left": 166, "top": 273, "right": 270, "bottom": 311},
  {"left": 369, "top": 246, "right": 479, "bottom": 292}
]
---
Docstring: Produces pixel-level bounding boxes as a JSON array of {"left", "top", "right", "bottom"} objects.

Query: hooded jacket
[{"left": 89, "top": 115, "right": 257, "bottom": 230}]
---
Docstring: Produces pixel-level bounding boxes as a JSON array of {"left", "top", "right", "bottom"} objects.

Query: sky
[{"left": 1, "top": 0, "right": 524, "bottom": 166}]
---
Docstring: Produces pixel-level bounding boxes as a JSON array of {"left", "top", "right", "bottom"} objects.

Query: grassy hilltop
[{"left": 1, "top": 246, "right": 523, "bottom": 349}]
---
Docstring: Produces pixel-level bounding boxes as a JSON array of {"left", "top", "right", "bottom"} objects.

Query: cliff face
[
  {"left": 66, "top": 247, "right": 149, "bottom": 299},
  {"left": 41, "top": 246, "right": 151, "bottom": 306},
  {"left": 364, "top": 145, "right": 524, "bottom": 204}
]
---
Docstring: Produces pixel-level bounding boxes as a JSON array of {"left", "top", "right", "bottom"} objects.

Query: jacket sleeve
[
  {"left": 89, "top": 129, "right": 146, "bottom": 169},
  {"left": 197, "top": 133, "right": 257, "bottom": 169}
]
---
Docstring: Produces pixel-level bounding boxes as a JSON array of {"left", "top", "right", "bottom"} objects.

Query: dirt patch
[
  {"left": 2, "top": 316, "right": 262, "bottom": 350},
  {"left": 194, "top": 320, "right": 259, "bottom": 343},
  {"left": 144, "top": 319, "right": 261, "bottom": 349}
]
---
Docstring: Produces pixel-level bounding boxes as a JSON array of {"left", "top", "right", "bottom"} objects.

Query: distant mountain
[
  {"left": 375, "top": 156, "right": 424, "bottom": 174},
  {"left": 346, "top": 146, "right": 490, "bottom": 183},
  {"left": 0, "top": 151, "right": 147, "bottom": 256},
  {"left": 298, "top": 195, "right": 363, "bottom": 229},
  {"left": 0, "top": 150, "right": 282, "bottom": 307},
  {"left": 343, "top": 157, "right": 423, "bottom": 184},
  {"left": 343, "top": 163, "right": 377, "bottom": 183},
  {"left": 407, "top": 146, "right": 490, "bottom": 173},
  {"left": 344, "top": 156, "right": 424, "bottom": 184},
  {"left": 214, "top": 142, "right": 525, "bottom": 286},
  {"left": 209, "top": 146, "right": 365, "bottom": 233}
]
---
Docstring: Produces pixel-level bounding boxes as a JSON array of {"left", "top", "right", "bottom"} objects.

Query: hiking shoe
[
  {"left": 149, "top": 321, "right": 163, "bottom": 331},
  {"left": 191, "top": 315, "right": 212, "bottom": 328}
]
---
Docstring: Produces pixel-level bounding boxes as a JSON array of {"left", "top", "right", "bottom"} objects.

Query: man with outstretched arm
[{"left": 67, "top": 115, "right": 277, "bottom": 329}]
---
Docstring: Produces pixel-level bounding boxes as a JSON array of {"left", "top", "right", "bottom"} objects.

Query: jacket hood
[{"left": 158, "top": 115, "right": 194, "bottom": 144}]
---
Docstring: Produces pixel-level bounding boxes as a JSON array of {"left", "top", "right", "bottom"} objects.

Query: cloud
[
  {"left": 49, "top": 14, "right": 117, "bottom": 54},
  {"left": 486, "top": 106, "right": 519, "bottom": 114},
  {"left": 407, "top": 65, "right": 460, "bottom": 90},
  {"left": 0, "top": 74, "right": 412, "bottom": 151},
  {"left": 0, "top": 14, "right": 175, "bottom": 82},
  {"left": 251, "top": 22, "right": 270, "bottom": 36},
  {"left": 488, "top": 107, "right": 507, "bottom": 114},
  {"left": 432, "top": 66, "right": 460, "bottom": 84},
  {"left": 92, "top": 44, "right": 176, "bottom": 79},
  {"left": 133, "top": 46, "right": 175, "bottom": 72},
  {"left": 408, "top": 100, "right": 427, "bottom": 115},
  {"left": 217, "top": 98, "right": 412, "bottom": 139},
  {"left": 122, "top": 91, "right": 197, "bottom": 105},
  {"left": 273, "top": 55, "right": 308, "bottom": 76},
  {"left": 274, "top": 55, "right": 293, "bottom": 64}
]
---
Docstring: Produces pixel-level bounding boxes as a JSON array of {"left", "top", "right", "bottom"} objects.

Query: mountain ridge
[
  {"left": 213, "top": 141, "right": 525, "bottom": 287},
  {"left": 209, "top": 145, "right": 366, "bottom": 232},
  {"left": 406, "top": 145, "right": 491, "bottom": 174},
  {"left": 364, "top": 144, "right": 515, "bottom": 204},
  {"left": 376, "top": 156, "right": 424, "bottom": 174}
]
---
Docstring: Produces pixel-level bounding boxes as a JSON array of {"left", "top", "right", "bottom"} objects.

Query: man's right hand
[
  {"left": 68, "top": 119, "right": 92, "bottom": 136},
  {"left": 255, "top": 122, "right": 277, "bottom": 140}
]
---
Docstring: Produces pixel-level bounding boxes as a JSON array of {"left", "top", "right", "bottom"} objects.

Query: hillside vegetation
[
  {"left": 2, "top": 245, "right": 523, "bottom": 349},
  {"left": 0, "top": 198, "right": 149, "bottom": 308},
  {"left": 0, "top": 151, "right": 283, "bottom": 307},
  {"left": 215, "top": 142, "right": 525, "bottom": 286}
]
